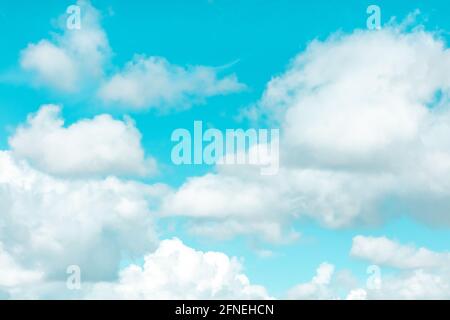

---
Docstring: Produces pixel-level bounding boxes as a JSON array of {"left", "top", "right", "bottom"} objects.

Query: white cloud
[
  {"left": 0, "top": 114, "right": 267, "bottom": 298},
  {"left": 9, "top": 105, "right": 155, "bottom": 178},
  {"left": 162, "top": 172, "right": 293, "bottom": 242},
  {"left": 8, "top": 9, "right": 450, "bottom": 300},
  {"left": 3, "top": 239, "right": 269, "bottom": 299},
  {"left": 19, "top": 1, "right": 244, "bottom": 110},
  {"left": 259, "top": 27, "right": 450, "bottom": 212},
  {"left": 162, "top": 163, "right": 392, "bottom": 241},
  {"left": 20, "top": 0, "right": 110, "bottom": 92},
  {"left": 349, "top": 235, "right": 450, "bottom": 299},
  {"left": 98, "top": 55, "right": 245, "bottom": 110},
  {"left": 20, "top": 41, "right": 78, "bottom": 92},
  {"left": 0, "top": 243, "right": 43, "bottom": 288},
  {"left": 286, "top": 237, "right": 450, "bottom": 300},
  {"left": 287, "top": 263, "right": 336, "bottom": 300},
  {"left": 163, "top": 25, "right": 450, "bottom": 241},
  {"left": 351, "top": 235, "right": 450, "bottom": 269},
  {"left": 367, "top": 269, "right": 450, "bottom": 299},
  {"left": 86, "top": 238, "right": 270, "bottom": 299},
  {"left": 346, "top": 289, "right": 367, "bottom": 300},
  {"left": 0, "top": 151, "right": 168, "bottom": 281}
]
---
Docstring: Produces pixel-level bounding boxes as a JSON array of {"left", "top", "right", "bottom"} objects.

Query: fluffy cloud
[
  {"left": 20, "top": 0, "right": 110, "bottom": 92},
  {"left": 20, "top": 41, "right": 78, "bottom": 92},
  {"left": 98, "top": 56, "right": 245, "bottom": 110},
  {"left": 0, "top": 107, "right": 266, "bottom": 298},
  {"left": 287, "top": 263, "right": 336, "bottom": 300},
  {"left": 0, "top": 244, "right": 43, "bottom": 288},
  {"left": 163, "top": 25, "right": 450, "bottom": 241},
  {"left": 259, "top": 27, "right": 450, "bottom": 226},
  {"left": 351, "top": 236, "right": 450, "bottom": 269},
  {"left": 346, "top": 289, "right": 367, "bottom": 300},
  {"left": 9, "top": 105, "right": 155, "bottom": 177},
  {"left": 1, "top": 108, "right": 269, "bottom": 299},
  {"left": 0, "top": 151, "right": 168, "bottom": 282},
  {"left": 366, "top": 269, "right": 450, "bottom": 299},
  {"left": 162, "top": 166, "right": 392, "bottom": 241},
  {"left": 20, "top": 1, "right": 244, "bottom": 110},
  {"left": 86, "top": 238, "right": 269, "bottom": 299},
  {"left": 286, "top": 236, "right": 450, "bottom": 300},
  {"left": 161, "top": 171, "right": 297, "bottom": 242},
  {"left": 349, "top": 235, "right": 450, "bottom": 299},
  {"left": 2, "top": 239, "right": 269, "bottom": 299}
]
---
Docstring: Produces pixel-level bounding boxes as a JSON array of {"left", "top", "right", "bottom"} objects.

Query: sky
[{"left": 1, "top": 0, "right": 450, "bottom": 299}]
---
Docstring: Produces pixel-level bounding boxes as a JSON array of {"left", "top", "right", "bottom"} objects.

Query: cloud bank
[{"left": 164, "top": 26, "right": 450, "bottom": 241}]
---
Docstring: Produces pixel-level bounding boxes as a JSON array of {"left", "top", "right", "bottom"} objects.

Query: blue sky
[{"left": 1, "top": 0, "right": 450, "bottom": 299}]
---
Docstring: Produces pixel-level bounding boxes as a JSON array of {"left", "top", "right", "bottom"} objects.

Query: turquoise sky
[{"left": 1, "top": 0, "right": 450, "bottom": 299}]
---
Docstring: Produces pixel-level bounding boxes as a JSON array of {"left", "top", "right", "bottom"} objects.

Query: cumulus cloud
[
  {"left": 161, "top": 171, "right": 297, "bottom": 242},
  {"left": 9, "top": 105, "right": 156, "bottom": 177},
  {"left": 261, "top": 28, "right": 450, "bottom": 175},
  {"left": 346, "top": 289, "right": 367, "bottom": 300},
  {"left": 366, "top": 269, "right": 450, "bottom": 299},
  {"left": 0, "top": 151, "right": 168, "bottom": 282},
  {"left": 86, "top": 238, "right": 269, "bottom": 299},
  {"left": 351, "top": 235, "right": 450, "bottom": 269},
  {"left": 163, "top": 25, "right": 450, "bottom": 241},
  {"left": 2, "top": 239, "right": 269, "bottom": 300},
  {"left": 0, "top": 244, "right": 43, "bottom": 288},
  {"left": 20, "top": 41, "right": 78, "bottom": 92},
  {"left": 19, "top": 1, "right": 244, "bottom": 110},
  {"left": 286, "top": 236, "right": 450, "bottom": 300},
  {"left": 258, "top": 27, "right": 450, "bottom": 227},
  {"left": 20, "top": 0, "right": 110, "bottom": 92},
  {"left": 287, "top": 263, "right": 337, "bottom": 300},
  {"left": 162, "top": 166, "right": 392, "bottom": 241},
  {"left": 349, "top": 235, "right": 450, "bottom": 299},
  {"left": 0, "top": 109, "right": 268, "bottom": 299},
  {"left": 98, "top": 55, "right": 245, "bottom": 110}
]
